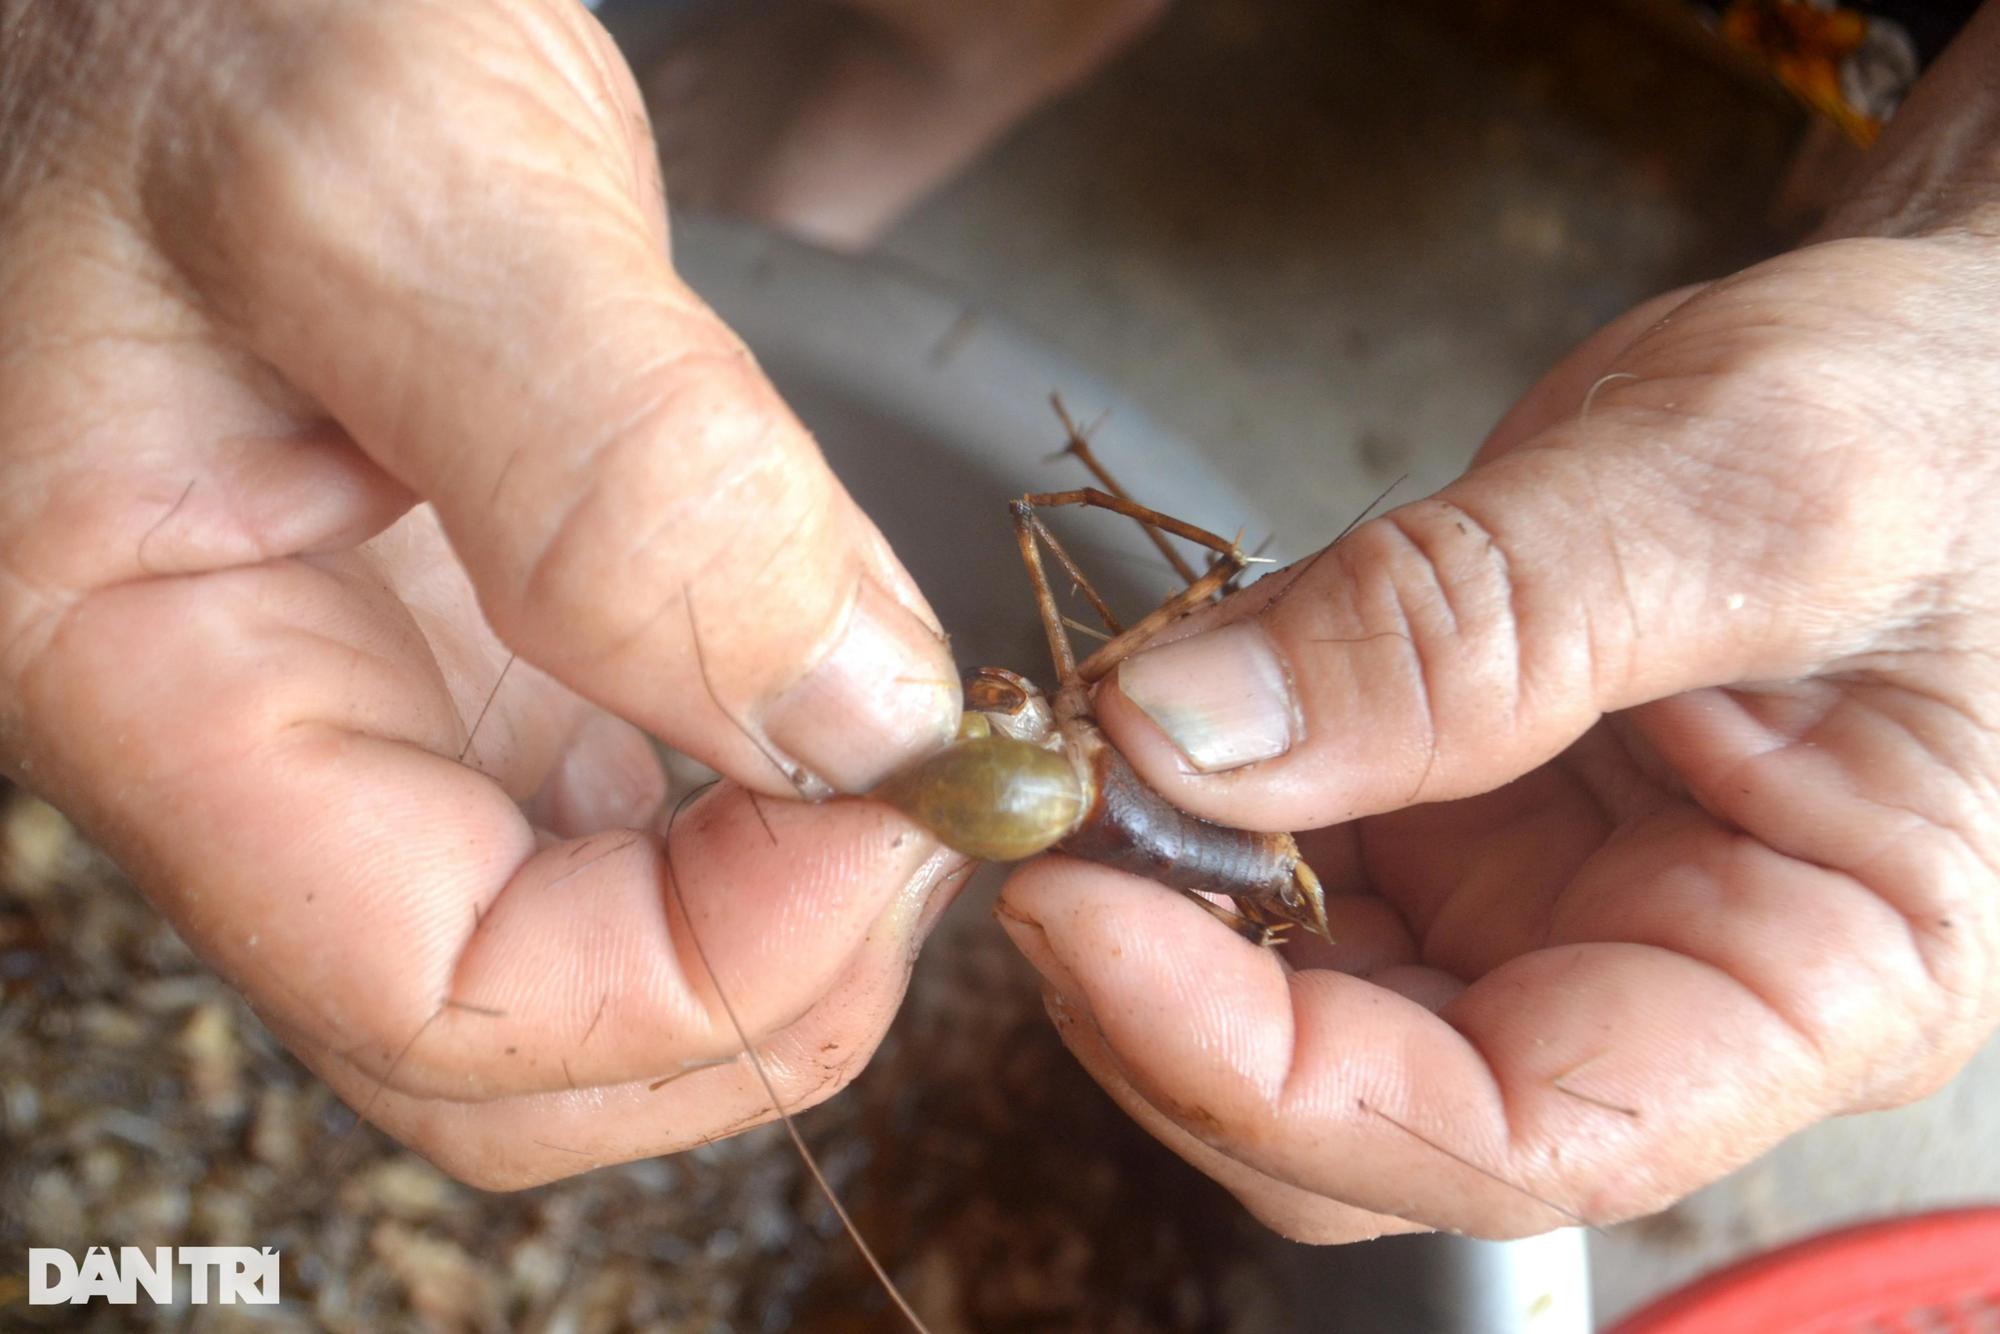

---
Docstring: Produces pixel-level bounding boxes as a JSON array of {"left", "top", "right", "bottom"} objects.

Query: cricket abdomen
[{"left": 1053, "top": 723, "right": 1297, "bottom": 906}]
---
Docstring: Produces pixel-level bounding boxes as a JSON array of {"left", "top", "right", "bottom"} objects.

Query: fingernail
[
  {"left": 1118, "top": 621, "right": 1299, "bottom": 773},
  {"left": 993, "top": 900, "right": 1090, "bottom": 1005},
  {"left": 762, "top": 576, "right": 959, "bottom": 794},
  {"left": 908, "top": 853, "right": 976, "bottom": 948}
]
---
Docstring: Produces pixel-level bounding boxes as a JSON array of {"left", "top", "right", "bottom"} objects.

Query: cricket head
[{"left": 960, "top": 666, "right": 1057, "bottom": 745}]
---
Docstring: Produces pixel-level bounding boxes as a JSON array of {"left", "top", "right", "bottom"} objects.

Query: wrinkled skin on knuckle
[
  {"left": 495, "top": 363, "right": 837, "bottom": 682},
  {"left": 1330, "top": 495, "right": 1551, "bottom": 751},
  {"left": 1680, "top": 672, "right": 2000, "bottom": 1109},
  {"left": 0, "top": 1, "right": 195, "bottom": 205},
  {"left": 1656, "top": 687, "right": 2000, "bottom": 1107},
  {"left": 4, "top": 0, "right": 658, "bottom": 307}
]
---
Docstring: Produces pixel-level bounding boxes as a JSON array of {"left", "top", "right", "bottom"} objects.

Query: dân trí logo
[{"left": 28, "top": 1247, "right": 280, "bottom": 1305}]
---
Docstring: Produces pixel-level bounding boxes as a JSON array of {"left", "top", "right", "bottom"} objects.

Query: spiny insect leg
[
  {"left": 1021, "top": 487, "right": 1247, "bottom": 563},
  {"left": 1019, "top": 504, "right": 1124, "bottom": 635},
  {"left": 1017, "top": 488, "right": 1257, "bottom": 682},
  {"left": 1048, "top": 394, "right": 1201, "bottom": 586},
  {"left": 1010, "top": 499, "right": 1078, "bottom": 684},
  {"left": 1075, "top": 555, "right": 1239, "bottom": 683}
]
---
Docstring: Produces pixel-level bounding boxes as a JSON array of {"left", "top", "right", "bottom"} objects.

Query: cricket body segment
[{"left": 1053, "top": 720, "right": 1321, "bottom": 928}]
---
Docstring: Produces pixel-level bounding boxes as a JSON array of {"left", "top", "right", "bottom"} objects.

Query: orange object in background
[
  {"left": 1718, "top": 0, "right": 1881, "bottom": 141},
  {"left": 1609, "top": 1207, "right": 2000, "bottom": 1334}
]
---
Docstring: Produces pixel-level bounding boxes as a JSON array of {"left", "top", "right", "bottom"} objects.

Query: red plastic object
[{"left": 1608, "top": 1207, "right": 2000, "bottom": 1334}]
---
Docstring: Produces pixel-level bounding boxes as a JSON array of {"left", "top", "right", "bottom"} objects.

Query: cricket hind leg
[
  {"left": 1048, "top": 395, "right": 1271, "bottom": 601},
  {"left": 1016, "top": 480, "right": 1232, "bottom": 684},
  {"left": 1009, "top": 497, "right": 1083, "bottom": 686},
  {"left": 1009, "top": 487, "right": 1233, "bottom": 700},
  {"left": 1016, "top": 502, "right": 1125, "bottom": 638},
  {"left": 1048, "top": 395, "right": 1202, "bottom": 587},
  {"left": 1016, "top": 488, "right": 1259, "bottom": 683}
]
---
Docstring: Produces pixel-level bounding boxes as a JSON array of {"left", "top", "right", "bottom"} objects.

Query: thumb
[
  {"left": 156, "top": 1, "right": 957, "bottom": 796},
  {"left": 1094, "top": 257, "right": 1951, "bottom": 830}
]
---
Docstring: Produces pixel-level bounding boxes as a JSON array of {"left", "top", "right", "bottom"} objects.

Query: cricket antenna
[
  {"left": 662, "top": 784, "right": 933, "bottom": 1333},
  {"left": 1265, "top": 472, "right": 1408, "bottom": 615},
  {"left": 1332, "top": 473, "right": 1407, "bottom": 547}
]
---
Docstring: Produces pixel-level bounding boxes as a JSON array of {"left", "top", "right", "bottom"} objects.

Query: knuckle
[
  {"left": 492, "top": 353, "right": 827, "bottom": 668},
  {"left": 1342, "top": 500, "right": 1532, "bottom": 728},
  {"left": 143, "top": 8, "right": 431, "bottom": 298},
  {"left": 1670, "top": 332, "right": 1896, "bottom": 529},
  {"left": 1722, "top": 337, "right": 1870, "bottom": 430},
  {"left": 182, "top": 8, "right": 408, "bottom": 195}
]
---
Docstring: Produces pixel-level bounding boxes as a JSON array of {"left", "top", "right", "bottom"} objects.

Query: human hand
[
  {"left": 999, "top": 3, "right": 2000, "bottom": 1240},
  {"left": 0, "top": 0, "right": 962, "bottom": 1186}
]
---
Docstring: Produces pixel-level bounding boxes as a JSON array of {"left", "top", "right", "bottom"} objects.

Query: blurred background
[{"left": 5, "top": 0, "right": 1997, "bottom": 1329}]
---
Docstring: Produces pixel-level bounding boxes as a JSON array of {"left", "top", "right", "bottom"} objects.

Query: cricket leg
[
  {"left": 1009, "top": 498, "right": 1079, "bottom": 685},
  {"left": 1017, "top": 487, "right": 1261, "bottom": 682},
  {"left": 1048, "top": 395, "right": 1201, "bottom": 586},
  {"left": 1017, "top": 504, "right": 1124, "bottom": 636},
  {"left": 1179, "top": 889, "right": 1288, "bottom": 948}
]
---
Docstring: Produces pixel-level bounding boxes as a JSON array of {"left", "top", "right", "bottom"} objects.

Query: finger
[
  {"left": 1036, "top": 982, "right": 1425, "bottom": 1245},
  {"left": 999, "top": 817, "right": 1946, "bottom": 1236},
  {"left": 290, "top": 857, "right": 975, "bottom": 1190},
  {"left": 1096, "top": 251, "right": 1967, "bottom": 829},
  {"left": 17, "top": 538, "right": 961, "bottom": 1118},
  {"left": 1000, "top": 862, "right": 1675, "bottom": 1235},
  {"left": 1470, "top": 285, "right": 1705, "bottom": 465},
  {"left": 152, "top": 1, "right": 957, "bottom": 796}
]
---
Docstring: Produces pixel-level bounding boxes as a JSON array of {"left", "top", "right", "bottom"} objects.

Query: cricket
[{"left": 871, "top": 402, "right": 1329, "bottom": 949}]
